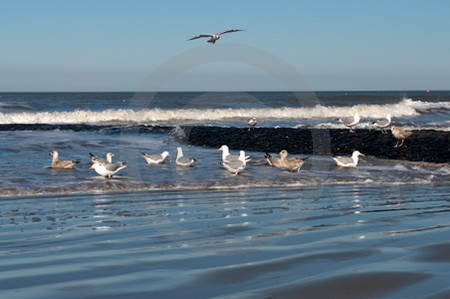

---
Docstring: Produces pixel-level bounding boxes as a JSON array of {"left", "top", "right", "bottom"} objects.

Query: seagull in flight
[{"left": 188, "top": 29, "right": 244, "bottom": 44}]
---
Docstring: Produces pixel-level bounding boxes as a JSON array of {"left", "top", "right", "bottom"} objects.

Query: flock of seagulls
[
  {"left": 336, "top": 113, "right": 412, "bottom": 148},
  {"left": 49, "top": 144, "right": 368, "bottom": 178}
]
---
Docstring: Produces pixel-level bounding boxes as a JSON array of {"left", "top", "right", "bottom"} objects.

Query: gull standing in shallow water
[
  {"left": 264, "top": 152, "right": 283, "bottom": 168},
  {"left": 49, "top": 151, "right": 80, "bottom": 169},
  {"left": 332, "top": 151, "right": 364, "bottom": 167},
  {"left": 279, "top": 150, "right": 309, "bottom": 172},
  {"left": 141, "top": 151, "right": 171, "bottom": 164},
  {"left": 372, "top": 114, "right": 394, "bottom": 134},
  {"left": 391, "top": 126, "right": 412, "bottom": 148},
  {"left": 90, "top": 161, "right": 127, "bottom": 178},
  {"left": 337, "top": 113, "right": 361, "bottom": 133},
  {"left": 188, "top": 29, "right": 244, "bottom": 44},
  {"left": 89, "top": 152, "right": 115, "bottom": 164},
  {"left": 218, "top": 145, "right": 252, "bottom": 163},
  {"left": 222, "top": 150, "right": 247, "bottom": 175},
  {"left": 176, "top": 147, "right": 197, "bottom": 167}
]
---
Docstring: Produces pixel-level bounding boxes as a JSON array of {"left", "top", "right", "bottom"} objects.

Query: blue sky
[{"left": 1, "top": 0, "right": 449, "bottom": 91}]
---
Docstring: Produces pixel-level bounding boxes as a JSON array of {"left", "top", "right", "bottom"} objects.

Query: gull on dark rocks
[
  {"left": 279, "top": 150, "right": 308, "bottom": 172},
  {"left": 188, "top": 29, "right": 243, "bottom": 44},
  {"left": 90, "top": 152, "right": 115, "bottom": 164},
  {"left": 176, "top": 147, "right": 197, "bottom": 167},
  {"left": 49, "top": 151, "right": 80, "bottom": 169},
  {"left": 337, "top": 113, "right": 361, "bottom": 133},
  {"left": 264, "top": 152, "right": 283, "bottom": 168},
  {"left": 248, "top": 117, "right": 257, "bottom": 126},
  {"left": 332, "top": 151, "right": 364, "bottom": 167},
  {"left": 90, "top": 161, "right": 127, "bottom": 178},
  {"left": 372, "top": 114, "right": 394, "bottom": 134},
  {"left": 222, "top": 150, "right": 247, "bottom": 175},
  {"left": 141, "top": 151, "right": 171, "bottom": 164},
  {"left": 391, "top": 126, "right": 412, "bottom": 148}
]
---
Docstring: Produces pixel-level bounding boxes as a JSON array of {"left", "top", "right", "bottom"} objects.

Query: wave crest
[{"left": 0, "top": 99, "right": 445, "bottom": 125}]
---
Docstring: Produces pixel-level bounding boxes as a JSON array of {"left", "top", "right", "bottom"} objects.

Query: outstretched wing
[
  {"left": 188, "top": 34, "right": 213, "bottom": 41},
  {"left": 218, "top": 29, "right": 244, "bottom": 35}
]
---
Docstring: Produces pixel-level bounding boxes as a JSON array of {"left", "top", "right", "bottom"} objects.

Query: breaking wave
[{"left": 0, "top": 99, "right": 446, "bottom": 125}]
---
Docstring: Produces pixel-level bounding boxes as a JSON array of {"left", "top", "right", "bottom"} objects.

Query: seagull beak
[
  {"left": 392, "top": 116, "right": 396, "bottom": 118},
  {"left": 359, "top": 153, "right": 365, "bottom": 157},
  {"left": 217, "top": 148, "right": 221, "bottom": 151},
  {"left": 89, "top": 165, "right": 94, "bottom": 170}
]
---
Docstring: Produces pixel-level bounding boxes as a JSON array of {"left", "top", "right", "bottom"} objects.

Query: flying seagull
[{"left": 188, "top": 29, "right": 244, "bottom": 44}]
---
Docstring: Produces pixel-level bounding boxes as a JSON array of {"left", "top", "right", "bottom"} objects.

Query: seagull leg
[
  {"left": 349, "top": 128, "right": 355, "bottom": 133},
  {"left": 394, "top": 141, "right": 399, "bottom": 148},
  {"left": 399, "top": 139, "right": 405, "bottom": 147}
]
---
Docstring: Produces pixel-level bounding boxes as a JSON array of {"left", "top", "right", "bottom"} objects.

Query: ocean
[{"left": 0, "top": 91, "right": 449, "bottom": 298}]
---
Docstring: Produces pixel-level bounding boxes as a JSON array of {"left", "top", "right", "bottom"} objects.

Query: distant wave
[{"left": 0, "top": 99, "right": 447, "bottom": 125}]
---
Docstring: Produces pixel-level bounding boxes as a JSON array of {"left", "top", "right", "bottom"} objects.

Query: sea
[{"left": 0, "top": 91, "right": 449, "bottom": 298}]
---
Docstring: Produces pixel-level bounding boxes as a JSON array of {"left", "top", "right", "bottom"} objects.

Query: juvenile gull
[
  {"left": 337, "top": 113, "right": 361, "bottom": 133},
  {"left": 188, "top": 29, "right": 243, "bottom": 44},
  {"left": 49, "top": 151, "right": 80, "bottom": 169},
  {"left": 332, "top": 151, "right": 364, "bottom": 167},
  {"left": 372, "top": 114, "right": 394, "bottom": 134},
  {"left": 90, "top": 161, "right": 127, "bottom": 178},
  {"left": 176, "top": 147, "right": 197, "bottom": 167},
  {"left": 264, "top": 152, "right": 283, "bottom": 168},
  {"left": 391, "top": 126, "right": 412, "bottom": 148},
  {"left": 141, "top": 151, "right": 171, "bottom": 164},
  {"left": 222, "top": 150, "right": 247, "bottom": 175},
  {"left": 90, "top": 152, "right": 114, "bottom": 164},
  {"left": 279, "top": 150, "right": 308, "bottom": 172},
  {"left": 218, "top": 145, "right": 252, "bottom": 163}
]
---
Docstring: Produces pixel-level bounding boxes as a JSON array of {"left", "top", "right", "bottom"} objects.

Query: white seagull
[
  {"left": 337, "top": 113, "right": 361, "bottom": 133},
  {"left": 176, "top": 147, "right": 197, "bottom": 167},
  {"left": 49, "top": 151, "right": 80, "bottom": 169},
  {"left": 188, "top": 29, "right": 244, "bottom": 44},
  {"left": 90, "top": 161, "right": 127, "bottom": 178},
  {"left": 222, "top": 150, "right": 247, "bottom": 175},
  {"left": 218, "top": 145, "right": 252, "bottom": 163},
  {"left": 332, "top": 151, "right": 365, "bottom": 167},
  {"left": 141, "top": 151, "right": 171, "bottom": 164},
  {"left": 90, "top": 152, "right": 115, "bottom": 164},
  {"left": 372, "top": 114, "right": 394, "bottom": 134}
]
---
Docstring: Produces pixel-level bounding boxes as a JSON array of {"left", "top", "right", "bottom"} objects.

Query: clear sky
[{"left": 1, "top": 0, "right": 449, "bottom": 92}]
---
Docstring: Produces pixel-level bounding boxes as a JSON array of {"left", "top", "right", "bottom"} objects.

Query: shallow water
[
  {"left": 1, "top": 184, "right": 449, "bottom": 298},
  {"left": 0, "top": 91, "right": 449, "bottom": 298}
]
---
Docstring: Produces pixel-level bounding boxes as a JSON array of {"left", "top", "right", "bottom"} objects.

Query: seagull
[
  {"left": 372, "top": 114, "right": 394, "bottom": 134},
  {"left": 337, "top": 113, "right": 361, "bottom": 133},
  {"left": 391, "top": 126, "right": 412, "bottom": 148},
  {"left": 188, "top": 29, "right": 244, "bottom": 44},
  {"left": 218, "top": 145, "right": 252, "bottom": 163},
  {"left": 141, "top": 151, "right": 171, "bottom": 164},
  {"left": 264, "top": 152, "right": 283, "bottom": 168},
  {"left": 90, "top": 161, "right": 127, "bottom": 178},
  {"left": 49, "top": 151, "right": 80, "bottom": 169},
  {"left": 222, "top": 150, "right": 247, "bottom": 175},
  {"left": 279, "top": 150, "right": 309, "bottom": 172},
  {"left": 176, "top": 147, "right": 197, "bottom": 167},
  {"left": 89, "top": 152, "right": 115, "bottom": 164},
  {"left": 248, "top": 117, "right": 257, "bottom": 126},
  {"left": 332, "top": 151, "right": 364, "bottom": 167}
]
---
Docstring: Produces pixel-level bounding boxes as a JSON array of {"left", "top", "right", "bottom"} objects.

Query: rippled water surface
[{"left": 1, "top": 184, "right": 449, "bottom": 298}]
